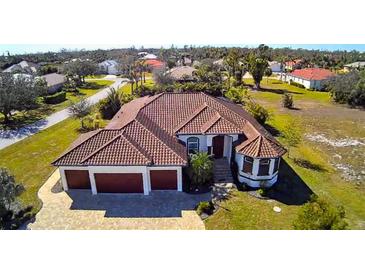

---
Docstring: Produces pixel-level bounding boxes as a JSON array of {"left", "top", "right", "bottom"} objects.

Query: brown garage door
[
  {"left": 94, "top": 173, "right": 143, "bottom": 193},
  {"left": 65, "top": 170, "right": 91, "bottom": 189},
  {"left": 150, "top": 170, "right": 177, "bottom": 190}
]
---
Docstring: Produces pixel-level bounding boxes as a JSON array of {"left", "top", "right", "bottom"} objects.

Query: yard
[
  {"left": 206, "top": 78, "right": 365, "bottom": 229},
  {"left": 0, "top": 79, "right": 114, "bottom": 129}
]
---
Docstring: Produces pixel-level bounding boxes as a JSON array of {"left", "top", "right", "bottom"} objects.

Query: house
[
  {"left": 268, "top": 61, "right": 283, "bottom": 73},
  {"left": 53, "top": 92, "right": 286, "bottom": 195},
  {"left": 41, "top": 73, "right": 66, "bottom": 94},
  {"left": 177, "top": 57, "right": 192, "bottom": 66},
  {"left": 166, "top": 66, "right": 197, "bottom": 82},
  {"left": 343, "top": 61, "right": 365, "bottom": 72},
  {"left": 144, "top": 59, "right": 165, "bottom": 70},
  {"left": 98, "top": 60, "right": 119, "bottom": 75},
  {"left": 141, "top": 53, "right": 158, "bottom": 60},
  {"left": 3, "top": 60, "right": 39, "bottom": 74},
  {"left": 284, "top": 59, "right": 303, "bottom": 71},
  {"left": 286, "top": 68, "right": 335, "bottom": 90}
]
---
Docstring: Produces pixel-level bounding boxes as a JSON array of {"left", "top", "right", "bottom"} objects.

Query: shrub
[
  {"left": 293, "top": 195, "right": 348, "bottom": 230},
  {"left": 190, "top": 152, "right": 213, "bottom": 186},
  {"left": 289, "top": 80, "right": 305, "bottom": 89},
  {"left": 225, "top": 87, "right": 247, "bottom": 103},
  {"left": 0, "top": 168, "right": 33, "bottom": 229},
  {"left": 245, "top": 100, "right": 271, "bottom": 124},
  {"left": 43, "top": 91, "right": 66, "bottom": 104},
  {"left": 196, "top": 201, "right": 214, "bottom": 215},
  {"left": 257, "top": 188, "right": 267, "bottom": 197},
  {"left": 282, "top": 93, "right": 294, "bottom": 108},
  {"left": 98, "top": 88, "right": 121, "bottom": 119}
]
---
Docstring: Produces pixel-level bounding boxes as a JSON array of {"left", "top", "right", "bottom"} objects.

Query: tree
[
  {"left": 68, "top": 97, "right": 92, "bottom": 129},
  {"left": 98, "top": 87, "right": 122, "bottom": 119},
  {"left": 282, "top": 93, "right": 294, "bottom": 108},
  {"left": 246, "top": 53, "right": 269, "bottom": 89},
  {"left": 245, "top": 99, "right": 271, "bottom": 125},
  {"left": 63, "top": 60, "right": 97, "bottom": 85},
  {"left": 224, "top": 48, "right": 245, "bottom": 88},
  {"left": 0, "top": 73, "right": 47, "bottom": 124},
  {"left": 264, "top": 67, "right": 272, "bottom": 83},
  {"left": 0, "top": 168, "right": 33, "bottom": 229},
  {"left": 190, "top": 152, "right": 213, "bottom": 186},
  {"left": 293, "top": 195, "right": 348, "bottom": 230},
  {"left": 281, "top": 119, "right": 302, "bottom": 158}
]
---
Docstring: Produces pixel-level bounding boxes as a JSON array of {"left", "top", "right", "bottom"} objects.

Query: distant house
[
  {"left": 177, "top": 57, "right": 192, "bottom": 66},
  {"left": 145, "top": 59, "right": 165, "bottom": 70},
  {"left": 166, "top": 66, "right": 197, "bottom": 82},
  {"left": 3, "top": 61, "right": 39, "bottom": 74},
  {"left": 141, "top": 53, "right": 158, "bottom": 60},
  {"left": 268, "top": 61, "right": 283, "bottom": 73},
  {"left": 286, "top": 68, "right": 335, "bottom": 90},
  {"left": 343, "top": 61, "right": 365, "bottom": 72},
  {"left": 98, "top": 60, "right": 119, "bottom": 75},
  {"left": 41, "top": 73, "right": 66, "bottom": 94},
  {"left": 284, "top": 59, "right": 303, "bottom": 71}
]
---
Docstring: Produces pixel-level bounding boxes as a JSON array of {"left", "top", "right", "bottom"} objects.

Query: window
[
  {"left": 258, "top": 159, "right": 270, "bottom": 176},
  {"left": 242, "top": 156, "right": 254, "bottom": 174},
  {"left": 187, "top": 137, "right": 199, "bottom": 154},
  {"left": 273, "top": 158, "right": 280, "bottom": 173}
]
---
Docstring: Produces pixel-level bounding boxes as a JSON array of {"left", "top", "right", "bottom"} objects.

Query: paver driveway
[{"left": 28, "top": 170, "right": 210, "bottom": 230}]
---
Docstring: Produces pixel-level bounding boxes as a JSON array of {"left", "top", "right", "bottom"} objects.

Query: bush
[
  {"left": 245, "top": 100, "right": 271, "bottom": 124},
  {"left": 43, "top": 91, "right": 66, "bottom": 104},
  {"left": 190, "top": 152, "right": 213, "bottom": 186},
  {"left": 196, "top": 201, "right": 214, "bottom": 215},
  {"left": 257, "top": 188, "right": 267, "bottom": 197},
  {"left": 98, "top": 88, "right": 121, "bottom": 119},
  {"left": 289, "top": 80, "right": 305, "bottom": 89},
  {"left": 282, "top": 93, "right": 294, "bottom": 108},
  {"left": 293, "top": 195, "right": 348, "bottom": 230},
  {"left": 225, "top": 87, "right": 247, "bottom": 103}
]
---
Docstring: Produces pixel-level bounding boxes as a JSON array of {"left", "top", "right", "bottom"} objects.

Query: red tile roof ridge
[
  {"left": 133, "top": 118, "right": 187, "bottom": 164},
  {"left": 106, "top": 93, "right": 164, "bottom": 130},
  {"left": 51, "top": 129, "right": 103, "bottom": 165},
  {"left": 121, "top": 130, "right": 153, "bottom": 163},
  {"left": 173, "top": 102, "right": 208, "bottom": 133},
  {"left": 201, "top": 112, "right": 221, "bottom": 133},
  {"left": 80, "top": 130, "right": 125, "bottom": 163}
]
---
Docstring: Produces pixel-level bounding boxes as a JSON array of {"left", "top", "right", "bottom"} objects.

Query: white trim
[
  {"left": 59, "top": 167, "right": 68, "bottom": 191},
  {"left": 88, "top": 172, "right": 97, "bottom": 195}
]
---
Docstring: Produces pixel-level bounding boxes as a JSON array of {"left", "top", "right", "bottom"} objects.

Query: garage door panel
[
  {"left": 65, "top": 170, "right": 91, "bottom": 189},
  {"left": 94, "top": 173, "right": 143, "bottom": 193},
  {"left": 150, "top": 170, "right": 177, "bottom": 190}
]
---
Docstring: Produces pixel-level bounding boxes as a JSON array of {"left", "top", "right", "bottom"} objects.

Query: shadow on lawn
[{"left": 267, "top": 159, "right": 314, "bottom": 205}]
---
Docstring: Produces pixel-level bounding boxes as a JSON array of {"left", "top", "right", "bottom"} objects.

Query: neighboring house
[
  {"left": 343, "top": 61, "right": 365, "bottom": 72},
  {"left": 41, "top": 73, "right": 66, "bottom": 94},
  {"left": 145, "top": 59, "right": 165, "bottom": 70},
  {"left": 141, "top": 53, "right": 158, "bottom": 60},
  {"left": 284, "top": 59, "right": 303, "bottom": 71},
  {"left": 166, "top": 66, "right": 197, "bottom": 82},
  {"left": 53, "top": 92, "right": 286, "bottom": 195},
  {"left": 177, "top": 57, "right": 192, "bottom": 66},
  {"left": 3, "top": 60, "right": 39, "bottom": 74},
  {"left": 268, "top": 61, "right": 283, "bottom": 73},
  {"left": 286, "top": 68, "right": 335, "bottom": 90},
  {"left": 98, "top": 60, "right": 119, "bottom": 75}
]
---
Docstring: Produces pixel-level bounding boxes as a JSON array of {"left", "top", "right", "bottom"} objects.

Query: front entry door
[{"left": 212, "top": 135, "right": 225, "bottom": 158}]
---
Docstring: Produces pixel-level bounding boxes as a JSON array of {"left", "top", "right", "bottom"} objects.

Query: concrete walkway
[
  {"left": 28, "top": 170, "right": 208, "bottom": 230},
  {"left": 0, "top": 78, "right": 127, "bottom": 150}
]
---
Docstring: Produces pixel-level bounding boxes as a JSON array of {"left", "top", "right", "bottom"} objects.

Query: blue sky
[{"left": 0, "top": 44, "right": 364, "bottom": 55}]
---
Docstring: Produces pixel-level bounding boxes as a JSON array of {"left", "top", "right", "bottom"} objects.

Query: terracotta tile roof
[
  {"left": 289, "top": 68, "right": 335, "bottom": 81},
  {"left": 236, "top": 135, "right": 286, "bottom": 158},
  {"left": 53, "top": 92, "right": 286, "bottom": 166},
  {"left": 167, "top": 66, "right": 196, "bottom": 81},
  {"left": 145, "top": 59, "right": 165, "bottom": 69}
]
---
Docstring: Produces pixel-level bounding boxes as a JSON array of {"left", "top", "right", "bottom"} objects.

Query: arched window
[{"left": 187, "top": 137, "right": 199, "bottom": 154}]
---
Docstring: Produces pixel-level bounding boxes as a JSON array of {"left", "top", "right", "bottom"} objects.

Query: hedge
[{"left": 43, "top": 92, "right": 66, "bottom": 104}]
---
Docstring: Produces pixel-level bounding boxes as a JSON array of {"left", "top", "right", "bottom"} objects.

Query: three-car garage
[{"left": 59, "top": 167, "right": 182, "bottom": 195}]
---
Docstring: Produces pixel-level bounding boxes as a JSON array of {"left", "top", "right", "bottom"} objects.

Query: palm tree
[{"left": 190, "top": 152, "right": 213, "bottom": 186}]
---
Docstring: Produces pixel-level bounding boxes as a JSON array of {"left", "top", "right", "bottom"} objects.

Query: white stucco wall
[
  {"left": 286, "top": 75, "right": 325, "bottom": 90},
  {"left": 234, "top": 153, "right": 279, "bottom": 188}
]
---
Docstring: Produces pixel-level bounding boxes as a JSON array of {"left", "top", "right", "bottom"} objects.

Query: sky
[{"left": 0, "top": 44, "right": 364, "bottom": 55}]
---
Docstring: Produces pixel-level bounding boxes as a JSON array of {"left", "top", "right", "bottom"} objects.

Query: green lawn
[
  {"left": 206, "top": 78, "right": 365, "bottom": 230},
  {"left": 85, "top": 74, "right": 107, "bottom": 79},
  {"left": 244, "top": 77, "right": 331, "bottom": 104},
  {"left": 0, "top": 80, "right": 114, "bottom": 129},
  {"left": 118, "top": 79, "right": 154, "bottom": 95},
  {"left": 0, "top": 118, "right": 82, "bottom": 213}
]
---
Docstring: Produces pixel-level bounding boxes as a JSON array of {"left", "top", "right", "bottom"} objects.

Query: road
[{"left": 0, "top": 78, "right": 128, "bottom": 150}]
